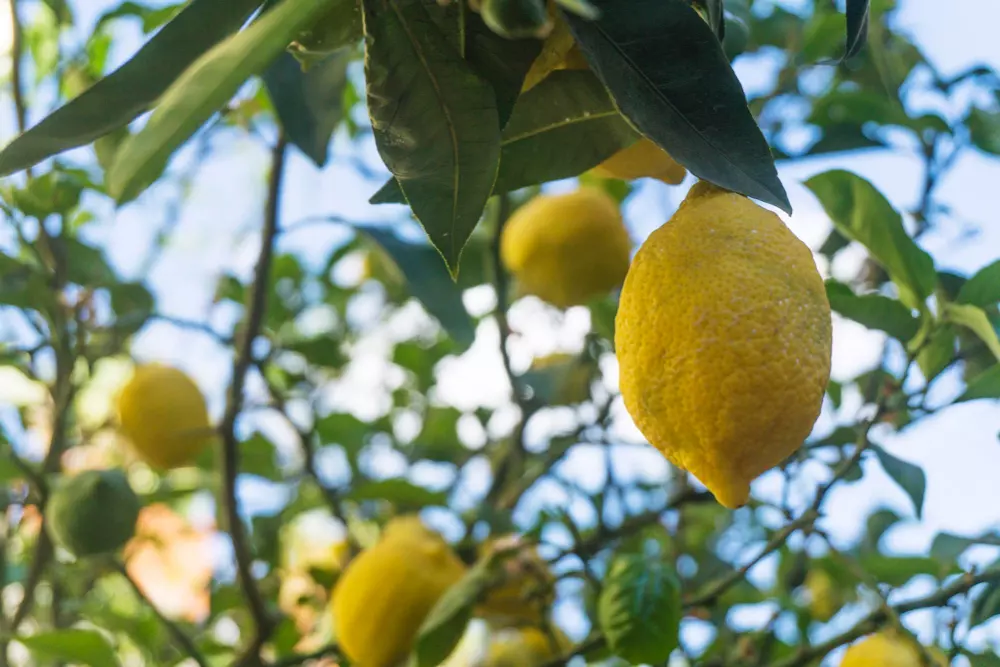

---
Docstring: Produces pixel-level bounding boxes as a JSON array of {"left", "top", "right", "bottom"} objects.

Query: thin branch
[
  {"left": 220, "top": 133, "right": 288, "bottom": 663},
  {"left": 538, "top": 634, "right": 605, "bottom": 667},
  {"left": 114, "top": 561, "right": 209, "bottom": 667},
  {"left": 8, "top": 0, "right": 28, "bottom": 136},
  {"left": 270, "top": 643, "right": 340, "bottom": 667}
]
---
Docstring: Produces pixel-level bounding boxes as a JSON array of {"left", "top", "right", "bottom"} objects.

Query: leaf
[
  {"left": 857, "top": 554, "right": 946, "bottom": 587},
  {"left": 861, "top": 507, "right": 901, "bottom": 552},
  {"left": 805, "top": 170, "right": 937, "bottom": 307},
  {"left": 241, "top": 433, "right": 282, "bottom": 481},
  {"left": 944, "top": 303, "right": 1000, "bottom": 363},
  {"left": 18, "top": 629, "right": 120, "bottom": 667},
  {"left": 64, "top": 238, "right": 117, "bottom": 286},
  {"left": 957, "top": 260, "right": 1000, "bottom": 307},
  {"left": 561, "top": 0, "right": 790, "bottom": 213},
  {"left": 825, "top": 280, "right": 920, "bottom": 342},
  {"left": 371, "top": 70, "right": 636, "bottom": 205},
  {"left": 968, "top": 107, "right": 1000, "bottom": 156},
  {"left": 108, "top": 0, "right": 336, "bottom": 202},
  {"left": 929, "top": 532, "right": 999, "bottom": 562},
  {"left": 958, "top": 365, "right": 1000, "bottom": 403},
  {"left": 598, "top": 554, "right": 681, "bottom": 665},
  {"left": 362, "top": 0, "right": 501, "bottom": 274},
  {"left": 0, "top": 0, "right": 263, "bottom": 177},
  {"left": 970, "top": 653, "right": 1000, "bottom": 667},
  {"left": 870, "top": 444, "right": 925, "bottom": 518},
  {"left": 971, "top": 575, "right": 1000, "bottom": 627},
  {"left": 262, "top": 50, "right": 350, "bottom": 166},
  {"left": 844, "top": 0, "right": 869, "bottom": 59},
  {"left": 917, "top": 325, "right": 956, "bottom": 382},
  {"left": 413, "top": 565, "right": 491, "bottom": 667},
  {"left": 358, "top": 227, "right": 475, "bottom": 350},
  {"left": 346, "top": 478, "right": 448, "bottom": 507}
]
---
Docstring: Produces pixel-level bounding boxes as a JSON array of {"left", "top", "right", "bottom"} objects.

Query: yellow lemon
[
  {"left": 841, "top": 632, "right": 948, "bottom": 667},
  {"left": 116, "top": 364, "right": 213, "bottom": 469},
  {"left": 592, "top": 138, "right": 687, "bottom": 185},
  {"left": 332, "top": 516, "right": 467, "bottom": 667},
  {"left": 484, "top": 627, "right": 570, "bottom": 667},
  {"left": 500, "top": 189, "right": 631, "bottom": 309},
  {"left": 616, "top": 182, "right": 832, "bottom": 509},
  {"left": 804, "top": 569, "right": 839, "bottom": 622},
  {"left": 477, "top": 535, "right": 555, "bottom": 626}
]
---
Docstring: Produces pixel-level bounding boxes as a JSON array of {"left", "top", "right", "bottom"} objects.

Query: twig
[
  {"left": 270, "top": 643, "right": 340, "bottom": 667},
  {"left": 219, "top": 133, "right": 288, "bottom": 663},
  {"left": 8, "top": 0, "right": 28, "bottom": 136},
  {"left": 114, "top": 561, "right": 209, "bottom": 667},
  {"left": 538, "top": 634, "right": 605, "bottom": 667}
]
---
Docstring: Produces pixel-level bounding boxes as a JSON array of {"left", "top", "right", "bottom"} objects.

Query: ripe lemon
[
  {"left": 592, "top": 138, "right": 687, "bottom": 185},
  {"left": 616, "top": 182, "right": 832, "bottom": 509},
  {"left": 46, "top": 469, "right": 140, "bottom": 558},
  {"left": 477, "top": 535, "right": 555, "bottom": 626},
  {"left": 484, "top": 627, "right": 570, "bottom": 667},
  {"left": 332, "top": 516, "right": 466, "bottom": 667},
  {"left": 841, "top": 632, "right": 948, "bottom": 667},
  {"left": 116, "top": 364, "right": 213, "bottom": 469},
  {"left": 500, "top": 189, "right": 631, "bottom": 309}
]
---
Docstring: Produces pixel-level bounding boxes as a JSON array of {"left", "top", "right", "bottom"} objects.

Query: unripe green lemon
[{"left": 46, "top": 469, "right": 141, "bottom": 558}]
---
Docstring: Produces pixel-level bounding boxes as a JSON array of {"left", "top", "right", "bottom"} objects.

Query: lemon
[
  {"left": 804, "top": 569, "right": 839, "bottom": 622},
  {"left": 477, "top": 536, "right": 555, "bottom": 626},
  {"left": 500, "top": 189, "right": 631, "bottom": 309},
  {"left": 841, "top": 632, "right": 948, "bottom": 667},
  {"left": 484, "top": 627, "right": 569, "bottom": 667},
  {"left": 332, "top": 516, "right": 466, "bottom": 667},
  {"left": 616, "top": 182, "right": 832, "bottom": 509},
  {"left": 116, "top": 364, "right": 213, "bottom": 469},
  {"left": 592, "top": 138, "right": 687, "bottom": 185},
  {"left": 46, "top": 469, "right": 141, "bottom": 558}
]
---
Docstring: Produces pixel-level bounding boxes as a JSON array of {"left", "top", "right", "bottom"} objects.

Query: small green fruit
[
  {"left": 481, "top": 0, "right": 550, "bottom": 39},
  {"left": 46, "top": 469, "right": 141, "bottom": 558}
]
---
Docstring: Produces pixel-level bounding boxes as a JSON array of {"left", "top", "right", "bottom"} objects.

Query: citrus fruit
[
  {"left": 484, "top": 627, "right": 570, "bottom": 667},
  {"left": 116, "top": 363, "right": 213, "bottom": 469},
  {"left": 840, "top": 632, "right": 948, "bottom": 667},
  {"left": 331, "top": 515, "right": 466, "bottom": 667},
  {"left": 616, "top": 181, "right": 832, "bottom": 509},
  {"left": 477, "top": 535, "right": 555, "bottom": 626},
  {"left": 592, "top": 138, "right": 687, "bottom": 185},
  {"left": 500, "top": 189, "right": 631, "bottom": 309},
  {"left": 46, "top": 468, "right": 141, "bottom": 558}
]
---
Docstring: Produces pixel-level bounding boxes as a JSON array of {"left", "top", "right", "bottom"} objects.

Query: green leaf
[
  {"left": 358, "top": 227, "right": 475, "bottom": 350},
  {"left": 957, "top": 260, "right": 1000, "bottom": 307},
  {"left": 346, "top": 478, "right": 448, "bottom": 507},
  {"left": 18, "top": 629, "right": 120, "bottom": 667},
  {"left": 0, "top": 0, "right": 263, "bottom": 177},
  {"left": 944, "top": 303, "right": 1000, "bottom": 363},
  {"left": 861, "top": 507, "right": 901, "bottom": 552},
  {"left": 844, "top": 0, "right": 869, "bottom": 59},
  {"left": 929, "top": 532, "right": 1000, "bottom": 562},
  {"left": 286, "top": 335, "right": 349, "bottom": 370},
  {"left": 362, "top": 0, "right": 501, "bottom": 273},
  {"left": 371, "top": 70, "right": 636, "bottom": 205},
  {"left": 805, "top": 170, "right": 937, "bottom": 307},
  {"left": 64, "top": 238, "right": 117, "bottom": 286},
  {"left": 10, "top": 170, "right": 85, "bottom": 217},
  {"left": 971, "top": 575, "right": 1000, "bottom": 627},
  {"left": 413, "top": 565, "right": 491, "bottom": 667},
  {"left": 825, "top": 280, "right": 920, "bottom": 342},
  {"left": 968, "top": 107, "right": 1000, "bottom": 156},
  {"left": 857, "top": 554, "right": 946, "bottom": 587},
  {"left": 108, "top": 0, "right": 335, "bottom": 202},
  {"left": 241, "top": 433, "right": 282, "bottom": 481},
  {"left": 869, "top": 444, "right": 925, "bottom": 518},
  {"left": 809, "top": 90, "right": 908, "bottom": 129},
  {"left": 970, "top": 653, "right": 1000, "bottom": 667},
  {"left": 917, "top": 325, "right": 957, "bottom": 382},
  {"left": 414, "top": 406, "right": 463, "bottom": 462},
  {"left": 262, "top": 50, "right": 350, "bottom": 166},
  {"left": 562, "top": 0, "right": 790, "bottom": 213},
  {"left": 598, "top": 554, "right": 681, "bottom": 665},
  {"left": 958, "top": 365, "right": 1000, "bottom": 403}
]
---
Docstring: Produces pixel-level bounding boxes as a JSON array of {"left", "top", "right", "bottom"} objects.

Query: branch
[
  {"left": 8, "top": 0, "right": 27, "bottom": 136},
  {"left": 114, "top": 561, "right": 208, "bottom": 667},
  {"left": 270, "top": 643, "right": 340, "bottom": 667},
  {"left": 219, "top": 133, "right": 288, "bottom": 663},
  {"left": 538, "top": 634, "right": 605, "bottom": 667}
]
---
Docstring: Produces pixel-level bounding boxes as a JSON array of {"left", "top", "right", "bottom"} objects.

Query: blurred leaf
[
  {"left": 18, "top": 629, "right": 120, "bottom": 667},
  {"left": 970, "top": 653, "right": 1000, "bottom": 667},
  {"left": 958, "top": 260, "right": 1000, "bottom": 308},
  {"left": 803, "top": 123, "right": 885, "bottom": 157},
  {"left": 0, "top": 0, "right": 263, "bottom": 177},
  {"left": 861, "top": 507, "right": 901, "bottom": 552},
  {"left": 958, "top": 365, "right": 1000, "bottom": 403},
  {"left": 64, "top": 238, "right": 117, "bottom": 286},
  {"left": 929, "top": 532, "right": 1000, "bottom": 562},
  {"left": 971, "top": 574, "right": 1000, "bottom": 627},
  {"left": 316, "top": 412, "right": 370, "bottom": 453},
  {"left": 286, "top": 336, "right": 348, "bottom": 370},
  {"left": 598, "top": 554, "right": 681, "bottom": 665},
  {"left": 96, "top": 1, "right": 185, "bottom": 34},
  {"left": 917, "top": 325, "right": 957, "bottom": 382},
  {"left": 10, "top": 170, "right": 85, "bottom": 217},
  {"left": 858, "top": 554, "right": 945, "bottom": 586},
  {"left": 805, "top": 170, "right": 936, "bottom": 308},
  {"left": 562, "top": 0, "right": 790, "bottom": 212},
  {"left": 109, "top": 0, "right": 335, "bottom": 202},
  {"left": 413, "top": 565, "right": 490, "bottom": 667},
  {"left": 809, "top": 90, "right": 908, "bottom": 129},
  {"left": 825, "top": 280, "right": 920, "bottom": 342},
  {"left": 362, "top": 0, "right": 500, "bottom": 273},
  {"left": 262, "top": 49, "right": 350, "bottom": 166},
  {"left": 241, "top": 433, "right": 282, "bottom": 481},
  {"left": 870, "top": 444, "right": 925, "bottom": 518},
  {"left": 346, "top": 478, "right": 447, "bottom": 508},
  {"left": 414, "top": 407, "right": 463, "bottom": 462},
  {"left": 968, "top": 107, "right": 1000, "bottom": 156},
  {"left": 0, "top": 253, "right": 56, "bottom": 314},
  {"left": 358, "top": 227, "right": 475, "bottom": 350},
  {"left": 944, "top": 303, "right": 1000, "bottom": 363},
  {"left": 844, "top": 0, "right": 869, "bottom": 59}
]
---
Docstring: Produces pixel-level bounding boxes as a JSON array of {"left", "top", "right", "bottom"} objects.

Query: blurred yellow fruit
[
  {"left": 840, "top": 632, "right": 948, "bottom": 667},
  {"left": 616, "top": 182, "right": 832, "bottom": 509},
  {"left": 116, "top": 364, "right": 213, "bottom": 469},
  {"left": 501, "top": 189, "right": 631, "bottom": 309},
  {"left": 804, "top": 569, "right": 839, "bottom": 622},
  {"left": 484, "top": 626, "right": 570, "bottom": 667},
  {"left": 332, "top": 516, "right": 467, "bottom": 667},
  {"left": 477, "top": 535, "right": 555, "bottom": 626},
  {"left": 592, "top": 138, "right": 687, "bottom": 185}
]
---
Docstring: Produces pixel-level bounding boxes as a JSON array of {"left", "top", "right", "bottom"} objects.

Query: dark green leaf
[
  {"left": 957, "top": 260, "right": 1000, "bottom": 308},
  {"left": 825, "top": 280, "right": 920, "bottom": 342},
  {"left": 262, "top": 50, "right": 350, "bottom": 166},
  {"left": 857, "top": 554, "right": 945, "bottom": 586},
  {"left": 929, "top": 532, "right": 1000, "bottom": 562},
  {"left": 362, "top": 0, "right": 501, "bottom": 273},
  {"left": 64, "top": 238, "right": 117, "bottom": 286},
  {"left": 958, "top": 365, "right": 1000, "bottom": 403},
  {"left": 598, "top": 554, "right": 681, "bottom": 665},
  {"left": 970, "top": 653, "right": 1000, "bottom": 667},
  {"left": 413, "top": 565, "right": 491, "bottom": 667},
  {"left": 805, "top": 170, "right": 937, "bottom": 307},
  {"left": 18, "top": 629, "right": 120, "bottom": 667},
  {"left": 809, "top": 90, "right": 908, "bottom": 129},
  {"left": 801, "top": 123, "right": 885, "bottom": 157},
  {"left": 870, "top": 444, "right": 925, "bottom": 518},
  {"left": 315, "top": 412, "right": 370, "bottom": 452},
  {"left": 0, "top": 253, "right": 56, "bottom": 314},
  {"left": 971, "top": 575, "right": 1000, "bottom": 627},
  {"left": 108, "top": 0, "right": 335, "bottom": 202},
  {"left": 346, "top": 478, "right": 448, "bottom": 507},
  {"left": 861, "top": 507, "right": 901, "bottom": 552},
  {"left": 562, "top": 0, "right": 790, "bottom": 212},
  {"left": 0, "top": 0, "right": 264, "bottom": 177},
  {"left": 918, "top": 325, "right": 957, "bottom": 382},
  {"left": 358, "top": 227, "right": 475, "bottom": 349},
  {"left": 968, "top": 107, "right": 1000, "bottom": 156},
  {"left": 414, "top": 406, "right": 463, "bottom": 462},
  {"left": 241, "top": 433, "right": 282, "bottom": 481},
  {"left": 844, "top": 0, "right": 869, "bottom": 59}
]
